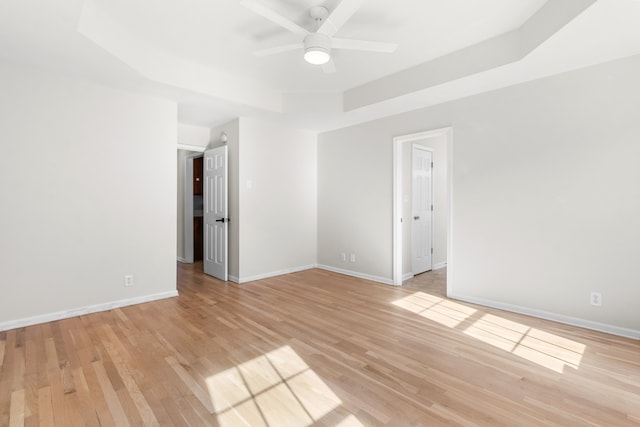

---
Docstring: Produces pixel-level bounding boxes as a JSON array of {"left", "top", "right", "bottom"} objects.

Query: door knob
[{"left": 414, "top": 216, "right": 420, "bottom": 220}]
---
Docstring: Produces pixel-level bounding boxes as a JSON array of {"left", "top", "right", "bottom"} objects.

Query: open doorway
[
  {"left": 393, "top": 128, "right": 452, "bottom": 291},
  {"left": 177, "top": 148, "right": 205, "bottom": 264},
  {"left": 178, "top": 146, "right": 230, "bottom": 282}
]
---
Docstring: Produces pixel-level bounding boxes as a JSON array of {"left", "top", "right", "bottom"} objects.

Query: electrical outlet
[
  {"left": 124, "top": 275, "right": 134, "bottom": 287},
  {"left": 340, "top": 252, "right": 347, "bottom": 262},
  {"left": 350, "top": 253, "right": 356, "bottom": 263},
  {"left": 590, "top": 292, "right": 602, "bottom": 307}
]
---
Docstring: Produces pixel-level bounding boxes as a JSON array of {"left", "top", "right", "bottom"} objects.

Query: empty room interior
[{"left": 1, "top": 0, "right": 640, "bottom": 425}]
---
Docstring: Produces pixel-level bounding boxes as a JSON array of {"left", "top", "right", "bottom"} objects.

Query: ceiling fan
[{"left": 240, "top": 0, "right": 398, "bottom": 73}]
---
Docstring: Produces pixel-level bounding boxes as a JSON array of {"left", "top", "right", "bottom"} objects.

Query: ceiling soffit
[
  {"left": 76, "top": 0, "right": 596, "bottom": 123},
  {"left": 344, "top": 0, "right": 597, "bottom": 111}
]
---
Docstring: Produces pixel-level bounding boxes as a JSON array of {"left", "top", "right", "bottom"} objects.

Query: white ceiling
[
  {"left": 93, "top": 0, "right": 546, "bottom": 92},
  {"left": 1, "top": 0, "right": 640, "bottom": 132}
]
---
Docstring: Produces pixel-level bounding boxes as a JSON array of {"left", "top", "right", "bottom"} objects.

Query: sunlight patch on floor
[
  {"left": 464, "top": 313, "right": 585, "bottom": 373},
  {"left": 204, "top": 345, "right": 364, "bottom": 427},
  {"left": 336, "top": 414, "right": 369, "bottom": 426},
  {"left": 392, "top": 292, "right": 477, "bottom": 328},
  {"left": 393, "top": 292, "right": 586, "bottom": 373}
]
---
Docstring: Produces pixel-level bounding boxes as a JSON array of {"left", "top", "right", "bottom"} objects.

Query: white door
[
  {"left": 412, "top": 146, "right": 433, "bottom": 275},
  {"left": 203, "top": 146, "right": 228, "bottom": 281}
]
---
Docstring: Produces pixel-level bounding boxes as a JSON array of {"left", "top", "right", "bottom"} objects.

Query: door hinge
[
  {"left": 431, "top": 204, "right": 434, "bottom": 211},
  {"left": 431, "top": 162, "right": 434, "bottom": 168},
  {"left": 431, "top": 248, "right": 434, "bottom": 254}
]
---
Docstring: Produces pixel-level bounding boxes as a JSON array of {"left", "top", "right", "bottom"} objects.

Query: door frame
[
  {"left": 411, "top": 144, "right": 434, "bottom": 275},
  {"left": 182, "top": 150, "right": 205, "bottom": 264},
  {"left": 392, "top": 127, "right": 453, "bottom": 288}
]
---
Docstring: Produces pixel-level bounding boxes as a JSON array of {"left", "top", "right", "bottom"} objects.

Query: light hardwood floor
[{"left": 1, "top": 263, "right": 639, "bottom": 426}]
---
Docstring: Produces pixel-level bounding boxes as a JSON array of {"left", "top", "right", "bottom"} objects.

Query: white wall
[
  {"left": 0, "top": 61, "right": 177, "bottom": 328},
  {"left": 178, "top": 123, "right": 210, "bottom": 148},
  {"left": 208, "top": 118, "right": 317, "bottom": 282},
  {"left": 318, "top": 54, "right": 640, "bottom": 336},
  {"left": 402, "top": 135, "right": 448, "bottom": 275},
  {"left": 317, "top": 125, "right": 391, "bottom": 281},
  {"left": 237, "top": 117, "right": 317, "bottom": 281}
]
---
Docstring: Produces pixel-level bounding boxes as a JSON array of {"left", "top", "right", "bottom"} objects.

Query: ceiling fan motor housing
[
  {"left": 304, "top": 33, "right": 331, "bottom": 52},
  {"left": 303, "top": 33, "right": 332, "bottom": 64}
]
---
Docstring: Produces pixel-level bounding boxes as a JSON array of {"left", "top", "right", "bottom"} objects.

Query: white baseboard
[
  {"left": 402, "top": 273, "right": 414, "bottom": 281},
  {"left": 316, "top": 265, "right": 395, "bottom": 286},
  {"left": 228, "top": 275, "right": 240, "bottom": 283},
  {"left": 449, "top": 293, "right": 640, "bottom": 340},
  {"left": 0, "top": 290, "right": 179, "bottom": 332},
  {"left": 177, "top": 257, "right": 187, "bottom": 263},
  {"left": 237, "top": 264, "right": 317, "bottom": 283},
  {"left": 433, "top": 262, "right": 447, "bottom": 270},
  {"left": 404, "top": 262, "right": 447, "bottom": 280}
]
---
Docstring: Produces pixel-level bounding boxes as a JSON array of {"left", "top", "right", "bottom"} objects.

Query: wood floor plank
[
  {"left": 0, "top": 263, "right": 639, "bottom": 426},
  {"left": 92, "top": 361, "right": 130, "bottom": 426},
  {"left": 9, "top": 389, "right": 25, "bottom": 427},
  {"left": 160, "top": 397, "right": 192, "bottom": 427},
  {"left": 0, "top": 338, "right": 5, "bottom": 371},
  {"left": 80, "top": 359, "right": 116, "bottom": 427},
  {"left": 37, "top": 386, "right": 54, "bottom": 427},
  {"left": 165, "top": 355, "right": 215, "bottom": 414},
  {"left": 101, "top": 331, "right": 160, "bottom": 427},
  {"left": 46, "top": 363, "right": 68, "bottom": 427}
]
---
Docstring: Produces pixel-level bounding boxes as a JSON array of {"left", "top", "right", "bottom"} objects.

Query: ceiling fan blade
[
  {"left": 241, "top": 0, "right": 309, "bottom": 36},
  {"left": 253, "top": 43, "right": 304, "bottom": 57},
  {"left": 322, "top": 59, "right": 336, "bottom": 73},
  {"left": 317, "top": 0, "right": 363, "bottom": 37},
  {"left": 332, "top": 38, "right": 397, "bottom": 53}
]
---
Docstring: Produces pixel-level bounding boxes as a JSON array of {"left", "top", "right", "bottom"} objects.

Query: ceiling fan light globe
[{"left": 304, "top": 47, "right": 330, "bottom": 65}]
